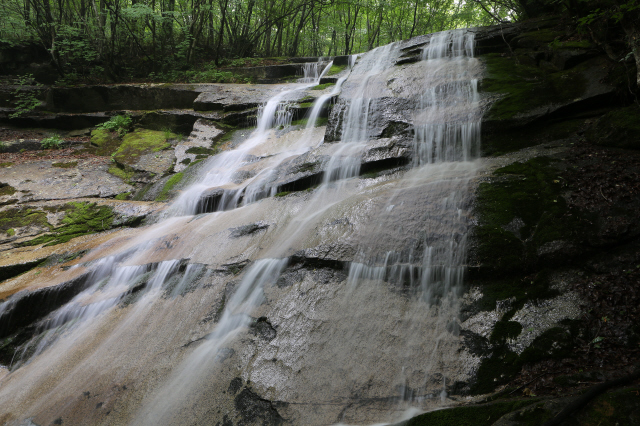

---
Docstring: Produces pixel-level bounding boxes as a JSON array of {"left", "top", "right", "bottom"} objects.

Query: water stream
[{"left": 0, "top": 29, "right": 483, "bottom": 426}]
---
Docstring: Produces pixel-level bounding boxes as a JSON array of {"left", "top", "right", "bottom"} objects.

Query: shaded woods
[{"left": 0, "top": 0, "right": 494, "bottom": 80}]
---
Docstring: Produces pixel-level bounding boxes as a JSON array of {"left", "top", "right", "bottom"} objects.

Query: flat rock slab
[
  {"left": 133, "top": 150, "right": 176, "bottom": 175},
  {"left": 0, "top": 197, "right": 164, "bottom": 250},
  {"left": 194, "top": 83, "right": 321, "bottom": 112},
  {"left": 0, "top": 226, "right": 142, "bottom": 300},
  {"left": 0, "top": 159, "right": 133, "bottom": 203}
]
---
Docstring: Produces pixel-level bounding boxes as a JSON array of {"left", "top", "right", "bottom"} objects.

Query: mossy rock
[
  {"left": 586, "top": 106, "right": 640, "bottom": 150},
  {"left": 21, "top": 202, "right": 114, "bottom": 247},
  {"left": 90, "top": 128, "right": 117, "bottom": 148},
  {"left": 473, "top": 157, "right": 588, "bottom": 273},
  {"left": 112, "top": 129, "right": 176, "bottom": 165},
  {"left": 481, "top": 53, "right": 587, "bottom": 123},
  {"left": 108, "top": 165, "right": 135, "bottom": 183},
  {"left": 327, "top": 64, "right": 347, "bottom": 76},
  {"left": 155, "top": 172, "right": 184, "bottom": 202},
  {"left": 0, "top": 184, "right": 17, "bottom": 197},
  {"left": 0, "top": 207, "right": 50, "bottom": 234}
]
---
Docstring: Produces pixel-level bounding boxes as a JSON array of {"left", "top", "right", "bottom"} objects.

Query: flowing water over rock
[{"left": 0, "top": 29, "right": 485, "bottom": 425}]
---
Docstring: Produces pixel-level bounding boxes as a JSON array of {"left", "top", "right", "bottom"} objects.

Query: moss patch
[
  {"left": 185, "top": 146, "right": 217, "bottom": 156},
  {"left": 108, "top": 165, "right": 134, "bottom": 183},
  {"left": 114, "top": 192, "right": 131, "bottom": 200},
  {"left": 404, "top": 399, "right": 537, "bottom": 425},
  {"left": 21, "top": 202, "right": 114, "bottom": 246},
  {"left": 90, "top": 128, "right": 116, "bottom": 147},
  {"left": 52, "top": 161, "right": 77, "bottom": 168},
  {"left": 112, "top": 129, "right": 176, "bottom": 165},
  {"left": 327, "top": 64, "right": 347, "bottom": 76},
  {"left": 0, "top": 184, "right": 16, "bottom": 197},
  {"left": 155, "top": 172, "right": 184, "bottom": 201},
  {"left": 0, "top": 162, "right": 14, "bottom": 168},
  {"left": 0, "top": 207, "right": 50, "bottom": 234},
  {"left": 310, "top": 82, "right": 336, "bottom": 90}
]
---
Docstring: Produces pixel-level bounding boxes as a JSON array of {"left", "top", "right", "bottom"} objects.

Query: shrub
[
  {"left": 98, "top": 115, "right": 133, "bottom": 136},
  {"left": 41, "top": 135, "right": 64, "bottom": 149}
]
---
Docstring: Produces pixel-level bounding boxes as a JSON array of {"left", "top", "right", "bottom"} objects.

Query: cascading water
[{"left": 0, "top": 29, "right": 484, "bottom": 426}]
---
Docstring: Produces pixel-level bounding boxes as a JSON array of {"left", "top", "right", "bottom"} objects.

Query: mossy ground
[{"left": 21, "top": 202, "right": 114, "bottom": 246}]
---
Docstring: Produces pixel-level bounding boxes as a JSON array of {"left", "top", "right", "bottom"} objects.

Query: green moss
[
  {"left": 185, "top": 146, "right": 217, "bottom": 156},
  {"left": 90, "top": 128, "right": 115, "bottom": 147},
  {"left": 0, "top": 184, "right": 16, "bottom": 197},
  {"left": 6, "top": 228, "right": 15, "bottom": 236},
  {"left": 404, "top": 399, "right": 537, "bottom": 426},
  {"left": 155, "top": 172, "right": 184, "bottom": 201},
  {"left": 0, "top": 207, "right": 50, "bottom": 233},
  {"left": 299, "top": 102, "right": 313, "bottom": 108},
  {"left": 310, "top": 82, "right": 336, "bottom": 90},
  {"left": 21, "top": 202, "right": 114, "bottom": 247},
  {"left": 112, "top": 129, "right": 176, "bottom": 165},
  {"left": 114, "top": 192, "right": 131, "bottom": 200},
  {"left": 132, "top": 183, "right": 152, "bottom": 201},
  {"left": 108, "top": 165, "right": 134, "bottom": 183},
  {"left": 274, "top": 191, "right": 291, "bottom": 197},
  {"left": 291, "top": 116, "right": 327, "bottom": 128},
  {"left": 180, "top": 158, "right": 191, "bottom": 165},
  {"left": 0, "top": 162, "right": 13, "bottom": 168},
  {"left": 327, "top": 64, "right": 347, "bottom": 76},
  {"left": 52, "top": 161, "right": 77, "bottom": 168}
]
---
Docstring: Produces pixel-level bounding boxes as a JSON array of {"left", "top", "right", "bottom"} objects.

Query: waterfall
[{"left": 0, "top": 29, "right": 484, "bottom": 426}]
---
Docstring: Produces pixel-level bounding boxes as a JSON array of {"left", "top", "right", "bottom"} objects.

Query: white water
[{"left": 0, "top": 29, "right": 483, "bottom": 426}]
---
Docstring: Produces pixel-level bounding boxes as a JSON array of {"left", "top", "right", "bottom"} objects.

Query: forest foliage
[
  {"left": 0, "top": 0, "right": 639, "bottom": 83},
  {"left": 0, "top": 0, "right": 498, "bottom": 81}
]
